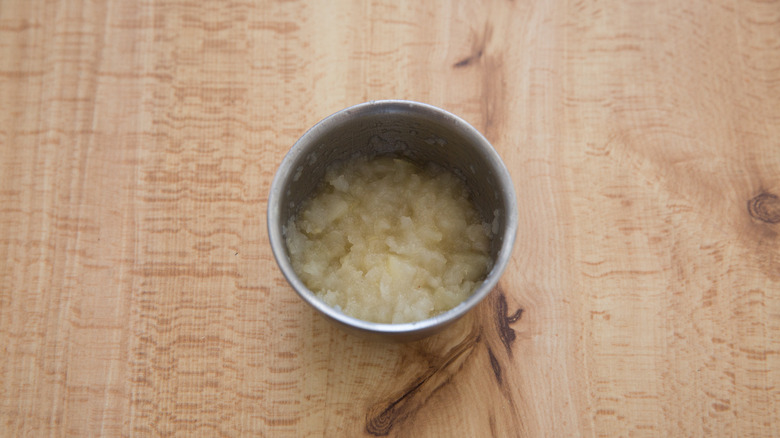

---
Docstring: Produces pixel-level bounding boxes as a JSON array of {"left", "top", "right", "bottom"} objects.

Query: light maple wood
[{"left": 1, "top": 0, "right": 779, "bottom": 436}]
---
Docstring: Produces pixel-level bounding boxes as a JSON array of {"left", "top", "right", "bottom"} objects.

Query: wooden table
[{"left": 1, "top": 0, "right": 779, "bottom": 436}]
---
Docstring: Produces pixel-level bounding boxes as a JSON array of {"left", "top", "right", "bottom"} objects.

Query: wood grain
[{"left": 1, "top": 0, "right": 779, "bottom": 436}]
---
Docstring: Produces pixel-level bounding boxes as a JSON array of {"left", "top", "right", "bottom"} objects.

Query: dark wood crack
[
  {"left": 487, "top": 346, "right": 502, "bottom": 385},
  {"left": 453, "top": 49, "right": 483, "bottom": 68},
  {"left": 495, "top": 290, "right": 524, "bottom": 356}
]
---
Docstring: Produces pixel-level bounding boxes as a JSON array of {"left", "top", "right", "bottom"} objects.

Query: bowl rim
[{"left": 267, "top": 99, "right": 518, "bottom": 338}]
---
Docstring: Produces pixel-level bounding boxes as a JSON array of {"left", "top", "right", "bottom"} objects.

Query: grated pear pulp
[{"left": 285, "top": 156, "right": 492, "bottom": 324}]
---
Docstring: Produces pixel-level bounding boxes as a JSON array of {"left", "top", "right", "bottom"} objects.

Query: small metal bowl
[{"left": 267, "top": 100, "right": 517, "bottom": 341}]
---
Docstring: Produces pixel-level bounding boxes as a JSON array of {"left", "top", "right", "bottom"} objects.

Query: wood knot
[
  {"left": 748, "top": 192, "right": 780, "bottom": 224},
  {"left": 366, "top": 405, "right": 397, "bottom": 436},
  {"left": 365, "top": 332, "right": 481, "bottom": 436}
]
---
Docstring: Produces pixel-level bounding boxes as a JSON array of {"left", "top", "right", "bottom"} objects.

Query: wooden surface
[{"left": 1, "top": 0, "right": 779, "bottom": 436}]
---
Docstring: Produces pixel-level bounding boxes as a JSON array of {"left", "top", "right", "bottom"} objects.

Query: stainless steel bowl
[{"left": 267, "top": 100, "right": 517, "bottom": 341}]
